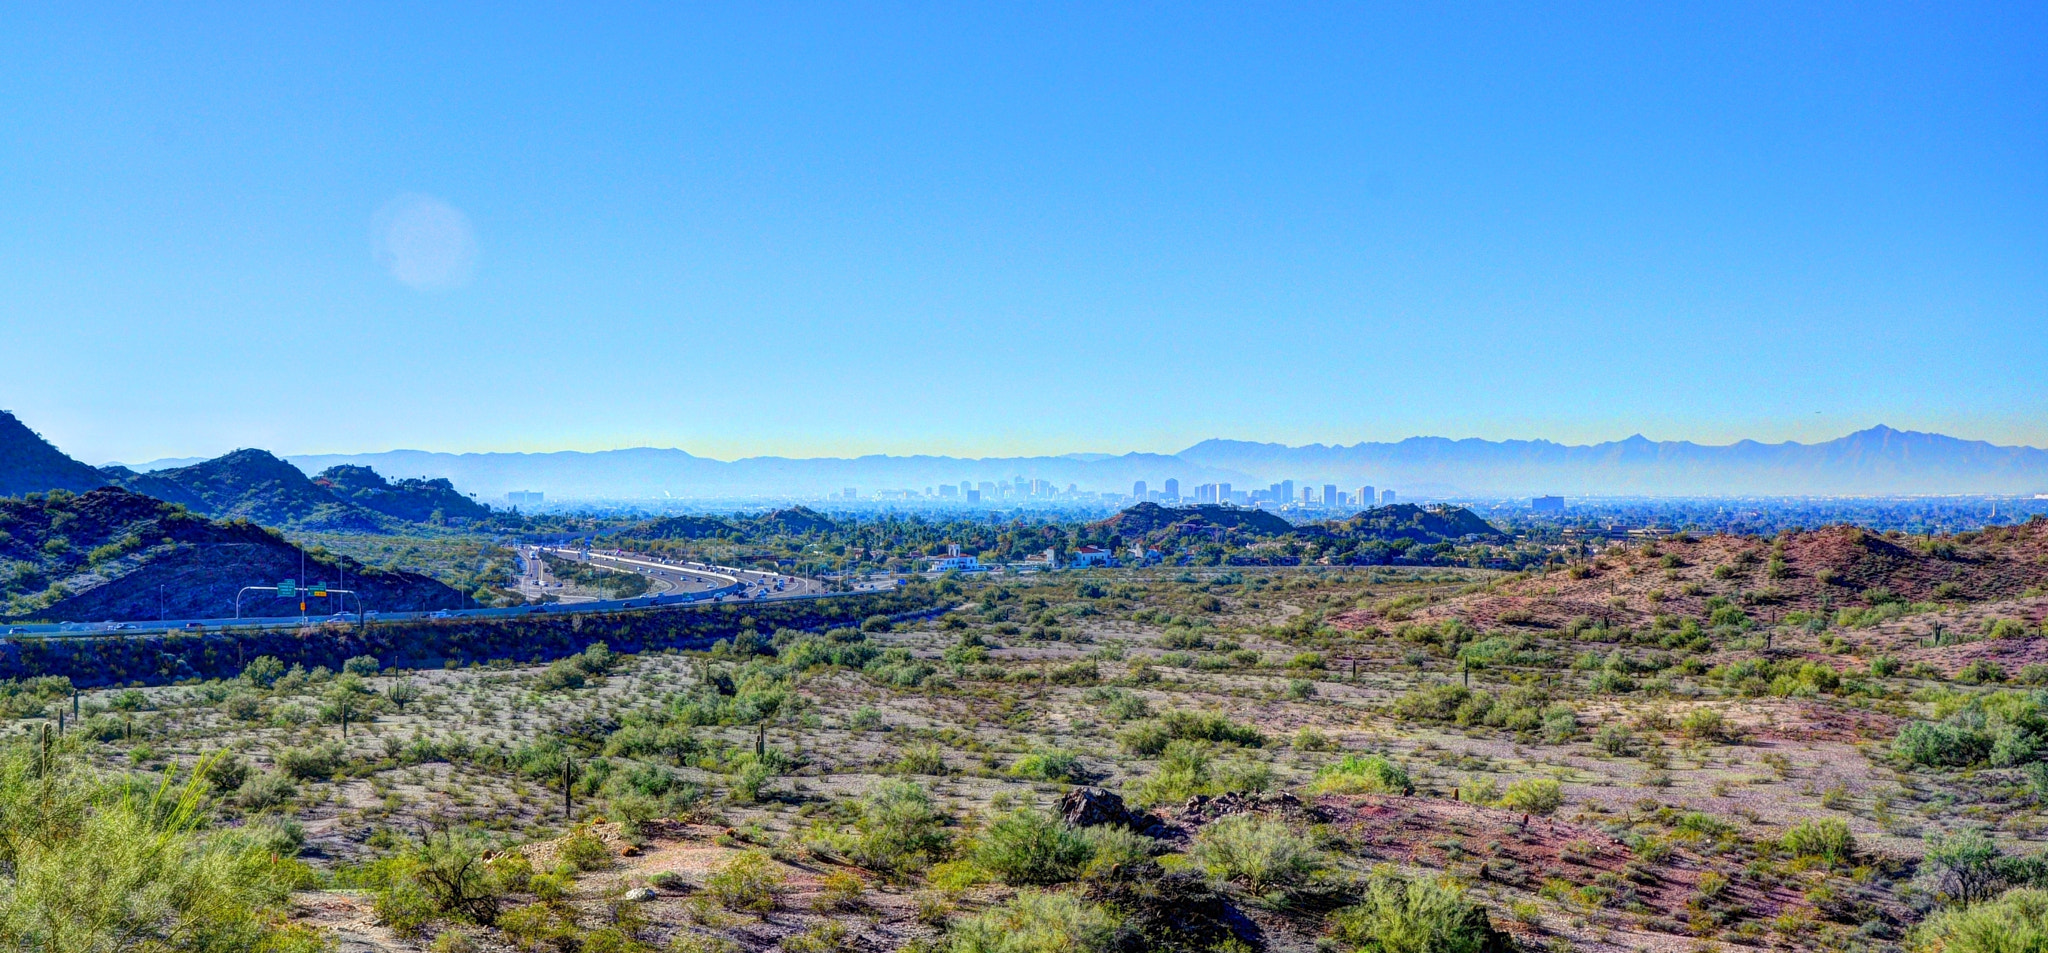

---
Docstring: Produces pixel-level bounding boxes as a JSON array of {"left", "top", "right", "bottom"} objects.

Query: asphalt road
[{"left": 3, "top": 547, "right": 879, "bottom": 639}]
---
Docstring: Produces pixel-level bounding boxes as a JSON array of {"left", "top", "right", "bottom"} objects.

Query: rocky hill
[
  {"left": 101, "top": 449, "right": 385, "bottom": 530},
  {"left": 314, "top": 465, "right": 491, "bottom": 523},
  {"left": 750, "top": 505, "right": 838, "bottom": 535},
  {"left": 0, "top": 411, "right": 108, "bottom": 498},
  {"left": 1332, "top": 518, "right": 2048, "bottom": 634},
  {"left": 1308, "top": 503, "right": 1508, "bottom": 544},
  {"left": 1092, "top": 502, "right": 1297, "bottom": 538},
  {"left": 0, "top": 487, "right": 461, "bottom": 621}
]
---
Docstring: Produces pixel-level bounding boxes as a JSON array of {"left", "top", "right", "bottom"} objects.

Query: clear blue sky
[{"left": 3, "top": 3, "right": 2042, "bottom": 464}]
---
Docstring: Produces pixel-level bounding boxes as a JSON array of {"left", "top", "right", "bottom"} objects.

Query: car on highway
[{"left": 183, "top": 622, "right": 205, "bottom": 630}]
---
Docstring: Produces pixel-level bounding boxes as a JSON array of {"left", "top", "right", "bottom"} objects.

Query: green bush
[
  {"left": 0, "top": 743, "right": 316, "bottom": 950},
  {"left": 1009, "top": 750, "right": 1084, "bottom": 783},
  {"left": 946, "top": 889, "right": 1126, "bottom": 953},
  {"left": 1909, "top": 887, "right": 2048, "bottom": 953},
  {"left": 1125, "top": 740, "right": 1271, "bottom": 807},
  {"left": 275, "top": 743, "right": 343, "bottom": 781},
  {"left": 971, "top": 809, "right": 1093, "bottom": 885},
  {"left": 1190, "top": 814, "right": 1326, "bottom": 894},
  {"left": 706, "top": 851, "right": 785, "bottom": 912},
  {"left": 1496, "top": 778, "right": 1564, "bottom": 815},
  {"left": 1781, "top": 818, "right": 1855, "bottom": 867},
  {"left": 342, "top": 655, "right": 382, "bottom": 676},
  {"left": 1329, "top": 868, "right": 1515, "bottom": 953},
  {"left": 839, "top": 780, "right": 952, "bottom": 878},
  {"left": 1117, "top": 710, "right": 1264, "bottom": 756},
  {"left": 1307, "top": 755, "right": 1412, "bottom": 796}
]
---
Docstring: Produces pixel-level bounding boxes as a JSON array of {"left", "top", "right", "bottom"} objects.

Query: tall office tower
[
  {"left": 1163, "top": 478, "right": 1179, "bottom": 501},
  {"left": 1278, "top": 480, "right": 1295, "bottom": 505},
  {"left": 1381, "top": 489, "right": 1397, "bottom": 505},
  {"left": 1302, "top": 486, "right": 1316, "bottom": 504},
  {"left": 1132, "top": 480, "right": 1147, "bottom": 499},
  {"left": 966, "top": 489, "right": 981, "bottom": 503},
  {"left": 1217, "top": 482, "right": 1231, "bottom": 503},
  {"left": 1322, "top": 484, "right": 1338, "bottom": 506},
  {"left": 1356, "top": 486, "right": 1376, "bottom": 509}
]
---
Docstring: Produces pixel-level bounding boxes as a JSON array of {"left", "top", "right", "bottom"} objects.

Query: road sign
[
  {"left": 311, "top": 584, "right": 327, "bottom": 598},
  {"left": 278, "top": 580, "right": 296, "bottom": 598}
]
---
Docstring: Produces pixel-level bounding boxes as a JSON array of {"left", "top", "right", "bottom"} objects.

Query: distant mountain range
[
  {"left": 11, "top": 409, "right": 2048, "bottom": 503},
  {"left": 279, "top": 425, "right": 2048, "bottom": 499}
]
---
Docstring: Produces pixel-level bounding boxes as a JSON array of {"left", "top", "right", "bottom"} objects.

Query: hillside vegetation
[
  {"left": 0, "top": 487, "right": 461, "bottom": 620},
  {"left": 5, "top": 518, "right": 2046, "bottom": 951}
]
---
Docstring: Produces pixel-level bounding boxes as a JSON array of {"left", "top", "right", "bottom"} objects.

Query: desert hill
[
  {"left": 1307, "top": 503, "right": 1508, "bottom": 544},
  {"left": 1092, "top": 502, "right": 1297, "bottom": 538},
  {"left": 101, "top": 449, "right": 384, "bottom": 530},
  {"left": 315, "top": 465, "right": 491, "bottom": 523},
  {"left": 1333, "top": 518, "right": 2048, "bottom": 635},
  {"left": 0, "top": 411, "right": 108, "bottom": 498},
  {"left": 0, "top": 487, "right": 461, "bottom": 621}
]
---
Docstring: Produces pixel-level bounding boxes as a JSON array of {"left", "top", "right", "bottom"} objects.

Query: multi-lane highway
[{"left": 2, "top": 547, "right": 874, "bottom": 638}]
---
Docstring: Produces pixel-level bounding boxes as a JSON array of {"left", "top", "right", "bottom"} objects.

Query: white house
[
  {"left": 1069, "top": 545, "right": 1115, "bottom": 568},
  {"left": 927, "top": 543, "right": 982, "bottom": 573}
]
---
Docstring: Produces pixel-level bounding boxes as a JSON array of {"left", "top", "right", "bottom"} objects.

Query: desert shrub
[
  {"left": 894, "top": 743, "right": 948, "bottom": 776},
  {"left": 839, "top": 780, "right": 952, "bottom": 878},
  {"left": 1679, "top": 708, "right": 1727, "bottom": 741},
  {"left": 1083, "top": 688, "right": 1150, "bottom": 722},
  {"left": 240, "top": 655, "right": 288, "bottom": 688},
  {"left": 559, "top": 829, "right": 612, "bottom": 872},
  {"left": 1078, "top": 826, "right": 1152, "bottom": 877},
  {"left": 275, "top": 743, "right": 343, "bottom": 781},
  {"left": 1329, "top": 868, "right": 1515, "bottom": 953},
  {"left": 1125, "top": 740, "right": 1270, "bottom": 807},
  {"left": 1781, "top": 818, "right": 1855, "bottom": 867},
  {"left": 1118, "top": 710, "right": 1264, "bottom": 756},
  {"left": 1191, "top": 814, "right": 1326, "bottom": 894},
  {"left": 971, "top": 809, "right": 1094, "bottom": 885},
  {"left": 1960, "top": 660, "right": 2011, "bottom": 685},
  {"left": 1307, "top": 755, "right": 1412, "bottom": 796},
  {"left": 1293, "top": 727, "right": 1339, "bottom": 752},
  {"left": 1909, "top": 887, "right": 2048, "bottom": 953},
  {"left": 1391, "top": 684, "right": 1555, "bottom": 734},
  {"left": 945, "top": 889, "right": 1126, "bottom": 953},
  {"left": 1593, "top": 724, "right": 1637, "bottom": 757},
  {"left": 0, "top": 744, "right": 315, "bottom": 951},
  {"left": 497, "top": 903, "right": 580, "bottom": 951},
  {"left": 201, "top": 753, "right": 252, "bottom": 795},
  {"left": 343, "top": 655, "right": 382, "bottom": 676},
  {"left": 706, "top": 851, "right": 785, "bottom": 912},
  {"left": 1010, "top": 750, "right": 1084, "bottom": 783},
  {"left": 1894, "top": 691, "right": 2048, "bottom": 769},
  {"left": 234, "top": 772, "right": 297, "bottom": 812},
  {"left": 1496, "top": 778, "right": 1564, "bottom": 815}
]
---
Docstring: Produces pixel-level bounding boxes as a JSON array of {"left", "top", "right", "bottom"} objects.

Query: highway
[{"left": 2, "top": 547, "right": 878, "bottom": 639}]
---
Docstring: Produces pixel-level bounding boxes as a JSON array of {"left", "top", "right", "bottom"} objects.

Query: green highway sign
[
  {"left": 311, "top": 584, "right": 327, "bottom": 597},
  {"left": 278, "top": 580, "right": 296, "bottom": 598}
]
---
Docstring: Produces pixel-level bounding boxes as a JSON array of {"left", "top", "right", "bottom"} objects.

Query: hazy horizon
[
  {"left": 96, "top": 422, "right": 2048, "bottom": 472},
  {"left": 5, "top": 5, "right": 2042, "bottom": 465}
]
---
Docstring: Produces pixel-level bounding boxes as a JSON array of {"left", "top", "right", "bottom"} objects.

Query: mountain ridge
[{"left": 287, "top": 425, "right": 2048, "bottom": 498}]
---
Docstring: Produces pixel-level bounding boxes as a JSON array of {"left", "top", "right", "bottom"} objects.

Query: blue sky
[{"left": 2, "top": 3, "right": 2042, "bottom": 464}]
